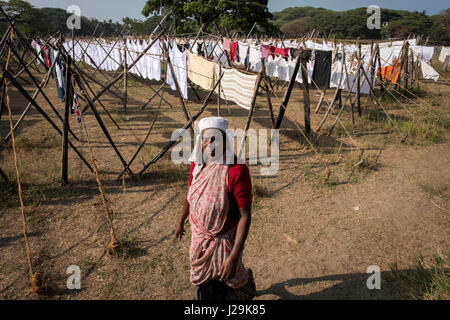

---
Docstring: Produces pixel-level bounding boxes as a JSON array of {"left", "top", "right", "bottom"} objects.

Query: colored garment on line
[
  {"left": 216, "top": 68, "right": 258, "bottom": 110},
  {"left": 186, "top": 50, "right": 217, "bottom": 91},
  {"left": 312, "top": 50, "right": 332, "bottom": 89}
]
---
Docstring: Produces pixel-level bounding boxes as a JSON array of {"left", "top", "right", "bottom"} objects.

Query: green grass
[{"left": 389, "top": 250, "right": 450, "bottom": 300}]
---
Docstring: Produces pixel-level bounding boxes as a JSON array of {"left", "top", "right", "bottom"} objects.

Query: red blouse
[{"left": 188, "top": 161, "right": 253, "bottom": 233}]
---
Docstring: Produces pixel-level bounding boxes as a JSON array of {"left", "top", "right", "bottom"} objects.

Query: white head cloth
[{"left": 188, "top": 117, "right": 235, "bottom": 165}]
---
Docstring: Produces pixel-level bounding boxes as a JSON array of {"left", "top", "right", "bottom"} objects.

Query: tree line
[
  {"left": 0, "top": 0, "right": 449, "bottom": 43},
  {"left": 272, "top": 6, "right": 450, "bottom": 42}
]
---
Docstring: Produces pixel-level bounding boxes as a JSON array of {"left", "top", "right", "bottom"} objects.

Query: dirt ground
[{"left": 0, "top": 61, "right": 449, "bottom": 300}]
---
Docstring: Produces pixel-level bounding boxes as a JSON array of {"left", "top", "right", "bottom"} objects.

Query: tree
[{"left": 141, "top": 0, "right": 277, "bottom": 35}]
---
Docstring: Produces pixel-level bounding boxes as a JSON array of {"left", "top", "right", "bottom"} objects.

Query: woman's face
[{"left": 201, "top": 128, "right": 226, "bottom": 162}]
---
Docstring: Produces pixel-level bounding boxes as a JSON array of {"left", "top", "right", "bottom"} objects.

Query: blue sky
[{"left": 27, "top": 0, "right": 449, "bottom": 22}]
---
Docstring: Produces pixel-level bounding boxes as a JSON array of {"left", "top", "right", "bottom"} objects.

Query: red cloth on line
[
  {"left": 230, "top": 41, "right": 238, "bottom": 62},
  {"left": 269, "top": 45, "right": 289, "bottom": 60},
  {"left": 44, "top": 45, "right": 50, "bottom": 68},
  {"left": 188, "top": 160, "right": 253, "bottom": 234}
]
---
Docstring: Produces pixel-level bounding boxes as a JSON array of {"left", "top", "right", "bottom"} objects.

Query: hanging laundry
[
  {"left": 223, "top": 38, "right": 231, "bottom": 52},
  {"left": 290, "top": 50, "right": 314, "bottom": 84},
  {"left": 43, "top": 45, "right": 51, "bottom": 68},
  {"left": 312, "top": 50, "right": 332, "bottom": 89},
  {"left": 378, "top": 58, "right": 401, "bottom": 84},
  {"left": 238, "top": 41, "right": 250, "bottom": 65},
  {"left": 205, "top": 41, "right": 214, "bottom": 60},
  {"left": 329, "top": 53, "right": 347, "bottom": 89},
  {"left": 268, "top": 45, "right": 289, "bottom": 60},
  {"left": 186, "top": 50, "right": 217, "bottom": 90},
  {"left": 261, "top": 45, "right": 270, "bottom": 61},
  {"left": 197, "top": 41, "right": 205, "bottom": 57},
  {"left": 145, "top": 39, "right": 162, "bottom": 81},
  {"left": 217, "top": 68, "right": 258, "bottom": 110},
  {"left": 230, "top": 41, "right": 238, "bottom": 62},
  {"left": 72, "top": 93, "right": 82, "bottom": 123},
  {"left": 266, "top": 55, "right": 290, "bottom": 81},
  {"left": 410, "top": 46, "right": 434, "bottom": 63},
  {"left": 438, "top": 47, "right": 450, "bottom": 63},
  {"left": 420, "top": 60, "right": 439, "bottom": 81},
  {"left": 212, "top": 42, "right": 229, "bottom": 66},
  {"left": 248, "top": 44, "right": 262, "bottom": 72},
  {"left": 54, "top": 52, "right": 66, "bottom": 102},
  {"left": 167, "top": 43, "right": 188, "bottom": 99}
]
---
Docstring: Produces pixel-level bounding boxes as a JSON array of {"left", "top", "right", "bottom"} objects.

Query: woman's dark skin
[{"left": 176, "top": 128, "right": 252, "bottom": 283}]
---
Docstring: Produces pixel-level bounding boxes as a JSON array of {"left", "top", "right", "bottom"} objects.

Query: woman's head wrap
[{"left": 188, "top": 117, "right": 235, "bottom": 165}]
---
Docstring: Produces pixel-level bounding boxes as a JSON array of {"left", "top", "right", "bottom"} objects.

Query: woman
[{"left": 176, "top": 117, "right": 255, "bottom": 300}]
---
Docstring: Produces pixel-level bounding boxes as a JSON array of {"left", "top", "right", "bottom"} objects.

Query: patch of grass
[
  {"left": 399, "top": 119, "right": 445, "bottom": 144},
  {"left": 418, "top": 182, "right": 450, "bottom": 201},
  {"left": 345, "top": 151, "right": 379, "bottom": 173},
  {"left": 389, "top": 250, "right": 450, "bottom": 300}
]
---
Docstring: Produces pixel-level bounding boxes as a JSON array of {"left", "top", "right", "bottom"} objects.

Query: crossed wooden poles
[{"left": 1, "top": 6, "right": 420, "bottom": 185}]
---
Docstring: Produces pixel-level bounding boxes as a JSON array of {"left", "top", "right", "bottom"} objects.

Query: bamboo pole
[
  {"left": 123, "top": 41, "right": 128, "bottom": 113},
  {"left": 1, "top": 49, "right": 61, "bottom": 145},
  {"left": 2, "top": 69, "right": 94, "bottom": 173},
  {"left": 72, "top": 72, "right": 134, "bottom": 176},
  {"left": 357, "top": 42, "right": 362, "bottom": 117},
  {"left": 139, "top": 72, "right": 224, "bottom": 176},
  {"left": 4, "top": 38, "right": 81, "bottom": 142},
  {"left": 62, "top": 54, "right": 71, "bottom": 185},
  {"left": 260, "top": 58, "right": 275, "bottom": 128},
  {"left": 274, "top": 49, "right": 304, "bottom": 129},
  {"left": 238, "top": 73, "right": 263, "bottom": 158}
]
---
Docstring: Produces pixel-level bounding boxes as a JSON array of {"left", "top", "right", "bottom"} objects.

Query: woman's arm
[
  {"left": 219, "top": 206, "right": 251, "bottom": 282},
  {"left": 176, "top": 197, "right": 190, "bottom": 241}
]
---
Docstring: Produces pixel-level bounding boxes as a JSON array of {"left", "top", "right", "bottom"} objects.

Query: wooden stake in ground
[
  {"left": 274, "top": 49, "right": 303, "bottom": 129},
  {"left": 62, "top": 54, "right": 72, "bottom": 185},
  {"left": 260, "top": 58, "right": 275, "bottom": 128},
  {"left": 357, "top": 42, "right": 362, "bottom": 117},
  {"left": 299, "top": 53, "right": 312, "bottom": 136},
  {"left": 239, "top": 73, "right": 263, "bottom": 158},
  {"left": 2, "top": 68, "right": 94, "bottom": 173},
  {"left": 123, "top": 41, "right": 128, "bottom": 114}
]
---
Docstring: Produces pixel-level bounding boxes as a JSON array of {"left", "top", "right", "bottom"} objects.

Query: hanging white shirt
[{"left": 166, "top": 43, "right": 188, "bottom": 99}]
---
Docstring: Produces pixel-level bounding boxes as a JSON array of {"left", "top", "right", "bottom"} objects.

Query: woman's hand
[
  {"left": 219, "top": 255, "right": 238, "bottom": 282},
  {"left": 176, "top": 222, "right": 185, "bottom": 241}
]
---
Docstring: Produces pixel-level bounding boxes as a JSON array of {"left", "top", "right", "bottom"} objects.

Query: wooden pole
[
  {"left": 357, "top": 42, "right": 362, "bottom": 117},
  {"left": 72, "top": 72, "right": 134, "bottom": 176},
  {"left": 139, "top": 72, "right": 224, "bottom": 176},
  {"left": 376, "top": 45, "right": 384, "bottom": 93},
  {"left": 404, "top": 41, "right": 409, "bottom": 89},
  {"left": 0, "top": 167, "right": 8, "bottom": 183},
  {"left": 2, "top": 69, "right": 94, "bottom": 173},
  {"left": 274, "top": 49, "right": 304, "bottom": 129},
  {"left": 5, "top": 38, "right": 80, "bottom": 142},
  {"left": 165, "top": 42, "right": 194, "bottom": 136},
  {"left": 62, "top": 54, "right": 71, "bottom": 185},
  {"left": 299, "top": 55, "right": 311, "bottom": 136},
  {"left": 239, "top": 73, "right": 263, "bottom": 158},
  {"left": 218, "top": 64, "right": 221, "bottom": 116},
  {"left": 0, "top": 80, "right": 5, "bottom": 122},
  {"left": 123, "top": 41, "right": 128, "bottom": 113},
  {"left": 1, "top": 50, "right": 62, "bottom": 145},
  {"left": 260, "top": 58, "right": 275, "bottom": 128},
  {"left": 79, "top": 26, "right": 168, "bottom": 113}
]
